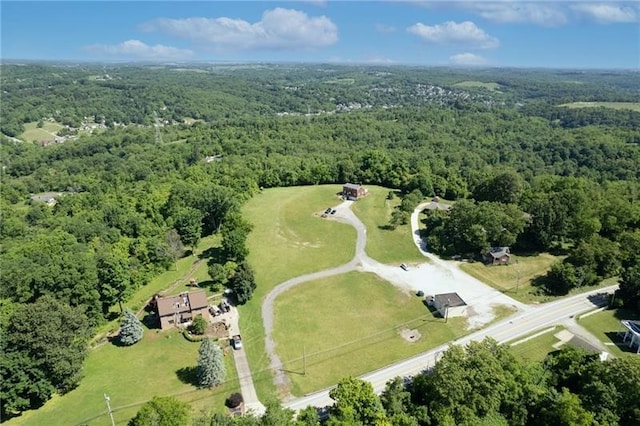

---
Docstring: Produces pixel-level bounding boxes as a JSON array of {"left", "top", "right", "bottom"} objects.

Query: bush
[
  {"left": 190, "top": 314, "right": 207, "bottom": 335},
  {"left": 225, "top": 392, "right": 243, "bottom": 409},
  {"left": 416, "top": 290, "right": 424, "bottom": 297}
]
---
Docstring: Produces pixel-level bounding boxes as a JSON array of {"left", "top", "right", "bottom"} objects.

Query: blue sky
[{"left": 1, "top": 1, "right": 639, "bottom": 68}]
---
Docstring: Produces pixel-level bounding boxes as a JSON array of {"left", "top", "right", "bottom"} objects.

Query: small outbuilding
[
  {"left": 432, "top": 292, "right": 467, "bottom": 318},
  {"left": 484, "top": 247, "right": 511, "bottom": 265},
  {"left": 342, "top": 183, "right": 367, "bottom": 200}
]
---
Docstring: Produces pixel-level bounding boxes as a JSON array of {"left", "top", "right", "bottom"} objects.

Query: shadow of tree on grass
[{"left": 176, "top": 366, "right": 199, "bottom": 386}]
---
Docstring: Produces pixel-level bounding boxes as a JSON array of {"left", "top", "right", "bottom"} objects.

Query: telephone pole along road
[{"left": 284, "top": 284, "right": 617, "bottom": 412}]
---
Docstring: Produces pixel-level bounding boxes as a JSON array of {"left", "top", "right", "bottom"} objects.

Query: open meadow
[
  {"left": 19, "top": 121, "right": 63, "bottom": 143},
  {"left": 240, "top": 185, "right": 357, "bottom": 398},
  {"left": 351, "top": 186, "right": 426, "bottom": 264},
  {"left": 272, "top": 272, "right": 468, "bottom": 395},
  {"left": 559, "top": 101, "right": 640, "bottom": 112}
]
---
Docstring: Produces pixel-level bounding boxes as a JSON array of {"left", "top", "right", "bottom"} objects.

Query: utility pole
[
  {"left": 445, "top": 298, "right": 450, "bottom": 323},
  {"left": 104, "top": 393, "right": 115, "bottom": 426},
  {"left": 515, "top": 259, "right": 521, "bottom": 294},
  {"left": 303, "top": 344, "right": 307, "bottom": 376}
]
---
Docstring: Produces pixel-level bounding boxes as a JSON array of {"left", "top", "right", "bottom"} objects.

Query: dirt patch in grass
[{"left": 400, "top": 328, "right": 422, "bottom": 343}]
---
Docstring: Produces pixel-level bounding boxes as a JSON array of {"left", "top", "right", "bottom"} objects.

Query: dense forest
[{"left": 1, "top": 64, "right": 639, "bottom": 421}]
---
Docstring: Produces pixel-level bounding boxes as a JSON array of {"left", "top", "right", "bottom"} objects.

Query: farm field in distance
[{"left": 559, "top": 101, "right": 640, "bottom": 112}]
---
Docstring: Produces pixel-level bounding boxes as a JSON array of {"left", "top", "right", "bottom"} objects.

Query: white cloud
[
  {"left": 140, "top": 8, "right": 338, "bottom": 50},
  {"left": 571, "top": 3, "right": 638, "bottom": 23},
  {"left": 407, "top": 21, "right": 499, "bottom": 49},
  {"left": 465, "top": 2, "right": 568, "bottom": 27},
  {"left": 450, "top": 52, "right": 488, "bottom": 66},
  {"left": 84, "top": 40, "right": 193, "bottom": 59}
]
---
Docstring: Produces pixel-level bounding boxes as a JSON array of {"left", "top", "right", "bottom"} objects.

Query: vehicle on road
[
  {"left": 231, "top": 334, "right": 243, "bottom": 350},
  {"left": 400, "top": 263, "right": 408, "bottom": 271}
]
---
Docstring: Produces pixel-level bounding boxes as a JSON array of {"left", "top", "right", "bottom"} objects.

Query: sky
[{"left": 1, "top": 1, "right": 639, "bottom": 68}]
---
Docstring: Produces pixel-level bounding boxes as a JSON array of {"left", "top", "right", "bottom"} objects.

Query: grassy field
[
  {"left": 20, "top": 121, "right": 63, "bottom": 142},
  {"left": 240, "top": 185, "right": 357, "bottom": 399},
  {"left": 509, "top": 327, "right": 563, "bottom": 362},
  {"left": 559, "top": 101, "right": 640, "bottom": 112},
  {"left": 459, "top": 253, "right": 561, "bottom": 303},
  {"left": 579, "top": 308, "right": 640, "bottom": 358},
  {"left": 272, "top": 272, "right": 467, "bottom": 395},
  {"left": 453, "top": 81, "right": 500, "bottom": 90},
  {"left": 351, "top": 186, "right": 426, "bottom": 264},
  {"left": 11, "top": 328, "right": 240, "bottom": 426}
]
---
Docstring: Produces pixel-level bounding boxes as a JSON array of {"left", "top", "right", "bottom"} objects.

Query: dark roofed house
[
  {"left": 422, "top": 200, "right": 452, "bottom": 212},
  {"left": 484, "top": 247, "right": 511, "bottom": 265},
  {"left": 342, "top": 183, "right": 367, "bottom": 200},
  {"left": 156, "top": 289, "right": 210, "bottom": 330},
  {"left": 432, "top": 292, "right": 467, "bottom": 318}
]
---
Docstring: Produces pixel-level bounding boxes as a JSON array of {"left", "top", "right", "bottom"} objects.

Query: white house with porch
[{"left": 620, "top": 320, "right": 640, "bottom": 354}]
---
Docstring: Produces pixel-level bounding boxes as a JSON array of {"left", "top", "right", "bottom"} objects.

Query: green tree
[
  {"left": 197, "top": 338, "right": 225, "bottom": 388},
  {"left": 1, "top": 296, "right": 91, "bottom": 417},
  {"left": 174, "top": 207, "right": 203, "bottom": 252},
  {"left": 328, "top": 376, "right": 387, "bottom": 425},
  {"left": 129, "top": 396, "right": 190, "bottom": 426},
  {"left": 191, "top": 314, "right": 207, "bottom": 335},
  {"left": 537, "top": 388, "right": 594, "bottom": 426},
  {"left": 229, "top": 262, "right": 257, "bottom": 305},
  {"left": 97, "top": 245, "right": 132, "bottom": 314},
  {"left": 618, "top": 265, "right": 640, "bottom": 312},
  {"left": 119, "top": 309, "right": 144, "bottom": 345},
  {"left": 208, "top": 260, "right": 238, "bottom": 292}
]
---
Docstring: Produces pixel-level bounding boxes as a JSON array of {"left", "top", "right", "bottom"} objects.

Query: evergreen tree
[
  {"left": 197, "top": 338, "right": 225, "bottom": 388},
  {"left": 119, "top": 309, "right": 144, "bottom": 346}
]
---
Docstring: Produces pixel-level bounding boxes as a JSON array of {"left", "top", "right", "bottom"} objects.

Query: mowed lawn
[
  {"left": 240, "top": 185, "right": 357, "bottom": 399},
  {"left": 20, "top": 121, "right": 63, "bottom": 142},
  {"left": 559, "top": 101, "right": 640, "bottom": 112},
  {"left": 272, "top": 272, "right": 467, "bottom": 396},
  {"left": 11, "top": 329, "right": 240, "bottom": 426},
  {"left": 509, "top": 327, "right": 564, "bottom": 362},
  {"left": 579, "top": 309, "right": 640, "bottom": 358},
  {"left": 459, "top": 253, "right": 560, "bottom": 303},
  {"left": 351, "top": 186, "right": 426, "bottom": 264}
]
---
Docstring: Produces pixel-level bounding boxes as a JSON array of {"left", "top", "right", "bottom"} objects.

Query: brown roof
[{"left": 156, "top": 289, "right": 208, "bottom": 317}]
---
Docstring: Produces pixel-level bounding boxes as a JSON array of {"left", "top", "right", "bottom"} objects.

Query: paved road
[{"left": 284, "top": 284, "right": 617, "bottom": 411}]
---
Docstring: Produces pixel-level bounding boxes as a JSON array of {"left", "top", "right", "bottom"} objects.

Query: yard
[
  {"left": 351, "top": 186, "right": 426, "bottom": 264},
  {"left": 579, "top": 308, "right": 640, "bottom": 358},
  {"left": 10, "top": 329, "right": 240, "bottom": 426},
  {"left": 271, "top": 272, "right": 467, "bottom": 396},
  {"left": 459, "top": 253, "right": 562, "bottom": 303},
  {"left": 508, "top": 327, "right": 565, "bottom": 362}
]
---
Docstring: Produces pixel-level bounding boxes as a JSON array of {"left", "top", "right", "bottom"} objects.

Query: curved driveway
[{"left": 261, "top": 199, "right": 525, "bottom": 393}]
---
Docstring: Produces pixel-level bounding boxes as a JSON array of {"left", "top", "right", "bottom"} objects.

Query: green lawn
[
  {"left": 10, "top": 329, "right": 240, "bottom": 426},
  {"left": 559, "top": 101, "right": 640, "bottom": 112},
  {"left": 240, "top": 185, "right": 357, "bottom": 399},
  {"left": 351, "top": 186, "right": 426, "bottom": 264},
  {"left": 459, "top": 253, "right": 561, "bottom": 303},
  {"left": 272, "top": 272, "right": 467, "bottom": 396},
  {"left": 509, "top": 327, "right": 563, "bottom": 362},
  {"left": 20, "top": 121, "right": 63, "bottom": 142},
  {"left": 453, "top": 81, "right": 500, "bottom": 90},
  {"left": 579, "top": 308, "right": 640, "bottom": 358}
]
